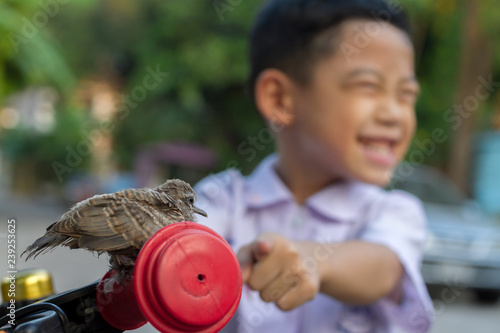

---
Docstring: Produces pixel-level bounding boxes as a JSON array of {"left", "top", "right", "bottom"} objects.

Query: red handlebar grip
[
  {"left": 97, "top": 222, "right": 242, "bottom": 333},
  {"left": 96, "top": 270, "right": 148, "bottom": 331}
]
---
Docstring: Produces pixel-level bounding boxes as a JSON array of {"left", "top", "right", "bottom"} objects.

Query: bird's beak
[{"left": 193, "top": 205, "right": 208, "bottom": 218}]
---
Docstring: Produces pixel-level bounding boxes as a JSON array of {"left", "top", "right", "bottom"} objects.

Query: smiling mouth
[{"left": 358, "top": 137, "right": 398, "bottom": 167}]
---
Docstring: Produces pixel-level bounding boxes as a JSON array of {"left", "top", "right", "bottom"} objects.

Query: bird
[{"left": 22, "top": 179, "right": 207, "bottom": 282}]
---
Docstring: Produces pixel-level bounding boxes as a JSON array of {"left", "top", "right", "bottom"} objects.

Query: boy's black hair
[{"left": 249, "top": 0, "right": 411, "bottom": 99}]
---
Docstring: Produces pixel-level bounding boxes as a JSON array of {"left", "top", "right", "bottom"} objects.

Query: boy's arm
[
  {"left": 238, "top": 235, "right": 403, "bottom": 311},
  {"left": 305, "top": 240, "right": 404, "bottom": 304}
]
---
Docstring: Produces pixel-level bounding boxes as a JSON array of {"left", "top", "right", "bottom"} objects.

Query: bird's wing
[{"left": 52, "top": 189, "right": 183, "bottom": 252}]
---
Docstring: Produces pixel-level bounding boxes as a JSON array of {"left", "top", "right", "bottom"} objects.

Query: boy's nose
[{"left": 374, "top": 98, "right": 405, "bottom": 127}]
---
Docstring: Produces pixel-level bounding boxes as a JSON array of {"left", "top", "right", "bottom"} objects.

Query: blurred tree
[
  {"left": 446, "top": 0, "right": 495, "bottom": 193},
  {"left": 48, "top": 0, "right": 269, "bottom": 174},
  {"left": 0, "top": 0, "right": 75, "bottom": 99},
  {"left": 405, "top": 0, "right": 499, "bottom": 195},
  {"left": 0, "top": 0, "right": 83, "bottom": 192},
  {"left": 405, "top": 0, "right": 462, "bottom": 166}
]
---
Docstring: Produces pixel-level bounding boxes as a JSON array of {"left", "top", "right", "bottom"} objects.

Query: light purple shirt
[{"left": 195, "top": 154, "right": 434, "bottom": 333}]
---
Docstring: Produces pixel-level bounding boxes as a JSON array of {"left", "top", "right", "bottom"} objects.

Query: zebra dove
[{"left": 22, "top": 179, "right": 207, "bottom": 280}]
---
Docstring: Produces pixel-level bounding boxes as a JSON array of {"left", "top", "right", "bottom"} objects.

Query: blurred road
[
  {"left": 1, "top": 193, "right": 499, "bottom": 333},
  {"left": 428, "top": 291, "right": 500, "bottom": 333}
]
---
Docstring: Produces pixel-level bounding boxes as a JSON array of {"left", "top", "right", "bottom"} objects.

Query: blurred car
[{"left": 391, "top": 164, "right": 500, "bottom": 303}]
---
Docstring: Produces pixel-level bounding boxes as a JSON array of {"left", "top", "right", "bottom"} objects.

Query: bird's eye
[{"left": 189, "top": 197, "right": 194, "bottom": 204}]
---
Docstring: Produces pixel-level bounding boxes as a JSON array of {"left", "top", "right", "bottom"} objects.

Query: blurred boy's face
[{"left": 290, "top": 19, "right": 418, "bottom": 186}]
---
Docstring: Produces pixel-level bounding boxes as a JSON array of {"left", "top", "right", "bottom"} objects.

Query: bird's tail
[{"left": 21, "top": 232, "right": 74, "bottom": 260}]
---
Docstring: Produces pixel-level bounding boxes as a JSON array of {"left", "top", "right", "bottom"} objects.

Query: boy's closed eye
[
  {"left": 341, "top": 79, "right": 382, "bottom": 95},
  {"left": 342, "top": 76, "right": 420, "bottom": 104},
  {"left": 341, "top": 69, "right": 384, "bottom": 94},
  {"left": 349, "top": 82, "right": 420, "bottom": 103},
  {"left": 398, "top": 83, "right": 421, "bottom": 104},
  {"left": 353, "top": 81, "right": 382, "bottom": 94}
]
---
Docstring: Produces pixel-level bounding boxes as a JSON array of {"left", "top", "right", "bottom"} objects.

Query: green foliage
[
  {"left": 0, "top": 0, "right": 78, "bottom": 189},
  {"left": 407, "top": 3, "right": 463, "bottom": 165},
  {"left": 0, "top": 1, "right": 75, "bottom": 100},
  {"left": 47, "top": 0, "right": 266, "bottom": 173}
]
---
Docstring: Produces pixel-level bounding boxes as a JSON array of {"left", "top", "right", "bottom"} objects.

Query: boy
[{"left": 195, "top": 0, "right": 434, "bottom": 332}]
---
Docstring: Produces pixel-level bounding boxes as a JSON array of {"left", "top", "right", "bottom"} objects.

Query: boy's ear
[{"left": 254, "top": 69, "right": 296, "bottom": 127}]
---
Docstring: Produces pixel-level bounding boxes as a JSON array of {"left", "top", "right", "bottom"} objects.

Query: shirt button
[
  {"left": 251, "top": 195, "right": 261, "bottom": 204},
  {"left": 290, "top": 207, "right": 307, "bottom": 229},
  {"left": 292, "top": 212, "right": 306, "bottom": 228}
]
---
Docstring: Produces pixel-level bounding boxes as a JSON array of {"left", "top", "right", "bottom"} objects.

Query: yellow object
[{"left": 1, "top": 269, "right": 53, "bottom": 302}]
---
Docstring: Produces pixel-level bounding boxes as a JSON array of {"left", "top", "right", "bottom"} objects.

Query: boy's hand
[{"left": 237, "top": 234, "right": 321, "bottom": 311}]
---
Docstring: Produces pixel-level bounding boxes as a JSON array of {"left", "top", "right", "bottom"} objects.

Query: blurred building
[{"left": 0, "top": 87, "right": 58, "bottom": 193}]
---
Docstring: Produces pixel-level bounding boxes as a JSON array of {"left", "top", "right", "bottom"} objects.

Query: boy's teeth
[{"left": 364, "top": 142, "right": 391, "bottom": 154}]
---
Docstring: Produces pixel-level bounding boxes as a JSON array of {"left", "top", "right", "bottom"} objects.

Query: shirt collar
[
  {"left": 305, "top": 180, "right": 379, "bottom": 222},
  {"left": 244, "top": 154, "right": 380, "bottom": 222},
  {"left": 245, "top": 154, "right": 293, "bottom": 208}
]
